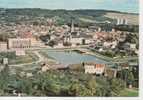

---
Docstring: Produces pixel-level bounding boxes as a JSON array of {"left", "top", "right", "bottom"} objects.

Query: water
[{"left": 46, "top": 50, "right": 107, "bottom": 64}]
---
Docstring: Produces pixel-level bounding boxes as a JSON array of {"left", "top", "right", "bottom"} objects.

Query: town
[{"left": 0, "top": 8, "right": 139, "bottom": 97}]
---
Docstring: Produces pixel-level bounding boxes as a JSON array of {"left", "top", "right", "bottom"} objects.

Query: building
[
  {"left": 8, "top": 38, "right": 32, "bottom": 56},
  {"left": 84, "top": 63, "right": 106, "bottom": 75},
  {"left": 0, "top": 42, "right": 7, "bottom": 52},
  {"left": 26, "top": 73, "right": 33, "bottom": 78},
  {"left": 19, "top": 31, "right": 38, "bottom": 47},
  {"left": 98, "top": 27, "right": 102, "bottom": 32},
  {"left": 95, "top": 64, "right": 106, "bottom": 75},
  {"left": 117, "top": 18, "right": 128, "bottom": 25},
  {"left": 2, "top": 58, "right": 8, "bottom": 65},
  {"left": 71, "top": 19, "right": 75, "bottom": 33},
  {"left": 70, "top": 33, "right": 93, "bottom": 46},
  {"left": 70, "top": 37, "right": 83, "bottom": 46},
  {"left": 84, "top": 64, "right": 96, "bottom": 74},
  {"left": 20, "top": 31, "right": 33, "bottom": 38},
  {"left": 8, "top": 38, "right": 31, "bottom": 50},
  {"left": 63, "top": 32, "right": 72, "bottom": 44},
  {"left": 41, "top": 63, "right": 50, "bottom": 72},
  {"left": 130, "top": 44, "right": 136, "bottom": 50}
]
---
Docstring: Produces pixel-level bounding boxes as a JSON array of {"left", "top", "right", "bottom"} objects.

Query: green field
[
  {"left": 119, "top": 88, "right": 139, "bottom": 97},
  {"left": 0, "top": 51, "right": 38, "bottom": 65}
]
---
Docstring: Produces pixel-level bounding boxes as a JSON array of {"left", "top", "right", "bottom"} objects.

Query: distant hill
[{"left": 0, "top": 8, "right": 139, "bottom": 25}]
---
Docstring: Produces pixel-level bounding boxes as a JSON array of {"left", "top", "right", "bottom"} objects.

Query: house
[
  {"left": 84, "top": 65, "right": 96, "bottom": 74},
  {"left": 103, "top": 42, "right": 112, "bottom": 48},
  {"left": 2, "top": 58, "right": 8, "bottom": 65},
  {"left": 93, "top": 32, "right": 108, "bottom": 40},
  {"left": 26, "top": 73, "right": 33, "bottom": 78},
  {"left": 130, "top": 44, "right": 136, "bottom": 50},
  {"left": 71, "top": 33, "right": 93, "bottom": 45},
  {"left": 84, "top": 63, "right": 106, "bottom": 75},
  {"left": 70, "top": 37, "right": 83, "bottom": 45},
  {"left": 41, "top": 63, "right": 50, "bottom": 72},
  {"left": 0, "top": 42, "right": 7, "bottom": 52}
]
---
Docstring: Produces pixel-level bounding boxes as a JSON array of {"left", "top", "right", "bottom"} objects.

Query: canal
[{"left": 45, "top": 50, "right": 107, "bottom": 64}]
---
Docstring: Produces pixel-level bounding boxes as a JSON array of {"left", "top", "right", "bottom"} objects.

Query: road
[
  {"left": 9, "top": 47, "right": 138, "bottom": 67},
  {"left": 9, "top": 51, "right": 45, "bottom": 67}
]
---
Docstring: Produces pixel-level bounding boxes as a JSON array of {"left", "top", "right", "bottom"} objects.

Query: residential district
[{"left": 0, "top": 9, "right": 139, "bottom": 97}]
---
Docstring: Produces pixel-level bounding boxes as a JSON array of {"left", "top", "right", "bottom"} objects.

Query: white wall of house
[
  {"left": 84, "top": 64, "right": 105, "bottom": 75},
  {"left": 3, "top": 58, "right": 8, "bottom": 65},
  {"left": 41, "top": 65, "right": 49, "bottom": 72},
  {"left": 0, "top": 42, "right": 7, "bottom": 52},
  {"left": 130, "top": 44, "right": 136, "bottom": 50},
  {"left": 84, "top": 65, "right": 96, "bottom": 74},
  {"left": 54, "top": 43, "right": 64, "bottom": 48},
  {"left": 95, "top": 67, "right": 105, "bottom": 75},
  {"left": 85, "top": 39, "right": 93, "bottom": 44},
  {"left": 71, "top": 38, "right": 83, "bottom": 45}
]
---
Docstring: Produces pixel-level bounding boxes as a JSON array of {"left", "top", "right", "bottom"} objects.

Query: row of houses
[
  {"left": 83, "top": 63, "right": 118, "bottom": 78},
  {"left": 40, "top": 62, "right": 119, "bottom": 78},
  {"left": 0, "top": 31, "right": 41, "bottom": 56},
  {"left": 0, "top": 38, "right": 32, "bottom": 56}
]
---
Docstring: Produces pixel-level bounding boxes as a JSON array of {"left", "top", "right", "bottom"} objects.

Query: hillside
[
  {"left": 0, "top": 8, "right": 139, "bottom": 25},
  {"left": 104, "top": 12, "right": 138, "bottom": 25}
]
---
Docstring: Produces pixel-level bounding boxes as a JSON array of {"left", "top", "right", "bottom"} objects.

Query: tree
[
  {"left": 0, "top": 65, "right": 10, "bottom": 90},
  {"left": 95, "top": 86, "right": 111, "bottom": 96},
  {"left": 82, "top": 39, "right": 86, "bottom": 45},
  {"left": 110, "top": 78, "right": 126, "bottom": 95},
  {"left": 78, "top": 86, "right": 92, "bottom": 96},
  {"left": 68, "top": 82, "right": 81, "bottom": 96},
  {"left": 39, "top": 34, "right": 50, "bottom": 42},
  {"left": 127, "top": 71, "right": 135, "bottom": 87},
  {"left": 86, "top": 78, "right": 96, "bottom": 96},
  {"left": 48, "top": 40, "right": 57, "bottom": 47}
]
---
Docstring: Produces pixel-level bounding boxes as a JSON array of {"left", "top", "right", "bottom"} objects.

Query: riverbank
[
  {"left": 84, "top": 47, "right": 138, "bottom": 64},
  {"left": 34, "top": 47, "right": 138, "bottom": 65},
  {"left": 41, "top": 47, "right": 138, "bottom": 64}
]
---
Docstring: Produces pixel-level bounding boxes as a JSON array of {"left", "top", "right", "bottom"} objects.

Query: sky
[{"left": 0, "top": 0, "right": 139, "bottom": 13}]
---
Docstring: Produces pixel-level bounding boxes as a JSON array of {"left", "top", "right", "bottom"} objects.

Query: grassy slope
[
  {"left": 0, "top": 51, "right": 38, "bottom": 65},
  {"left": 0, "top": 9, "right": 138, "bottom": 25},
  {"left": 119, "top": 88, "right": 139, "bottom": 97}
]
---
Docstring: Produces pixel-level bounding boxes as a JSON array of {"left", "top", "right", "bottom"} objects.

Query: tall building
[
  {"left": 124, "top": 19, "right": 128, "bottom": 25},
  {"left": 63, "top": 19, "right": 74, "bottom": 44},
  {"left": 117, "top": 18, "right": 128, "bottom": 25},
  {"left": 63, "top": 32, "right": 71, "bottom": 43}
]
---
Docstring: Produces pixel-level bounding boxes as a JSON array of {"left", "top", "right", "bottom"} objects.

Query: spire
[{"left": 71, "top": 19, "right": 74, "bottom": 33}]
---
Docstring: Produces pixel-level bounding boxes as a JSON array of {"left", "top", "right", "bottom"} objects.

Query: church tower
[{"left": 71, "top": 19, "right": 74, "bottom": 33}]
